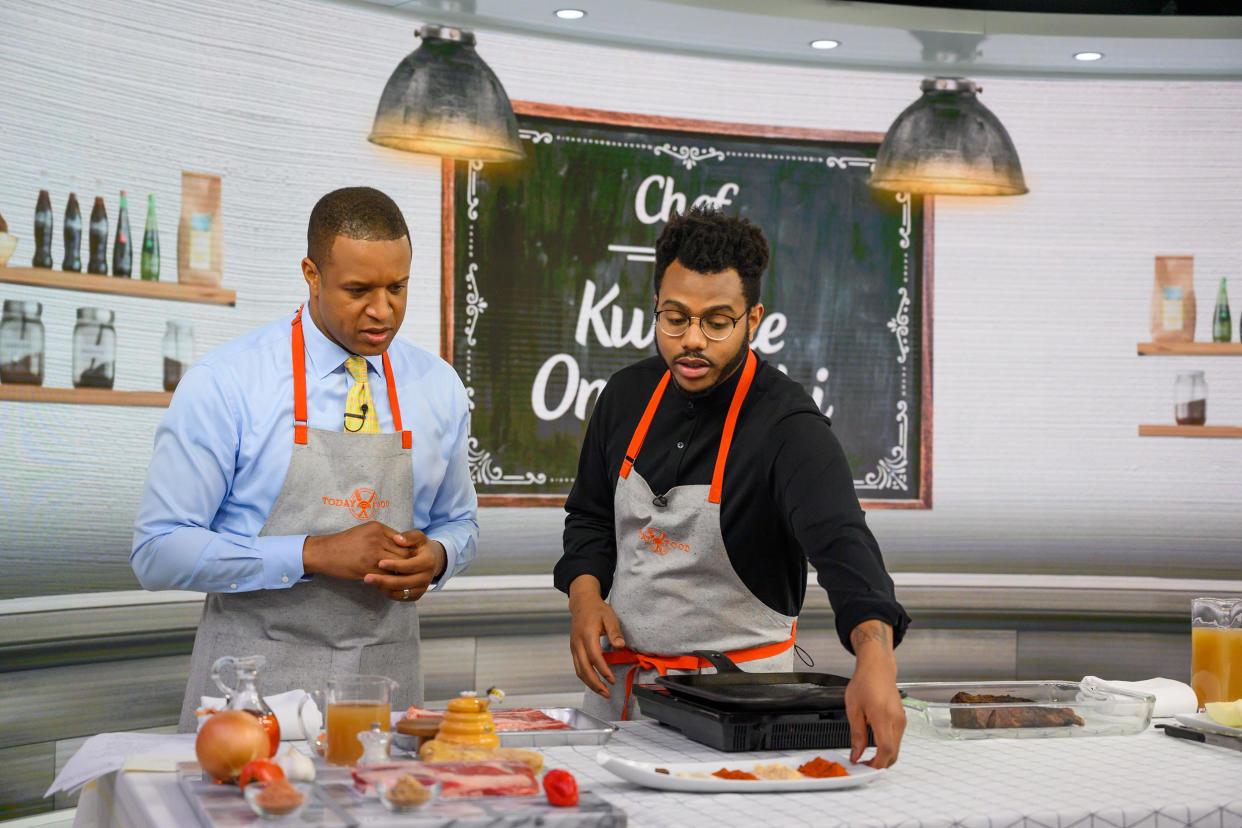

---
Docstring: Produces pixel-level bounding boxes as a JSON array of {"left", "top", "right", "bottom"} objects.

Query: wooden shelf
[
  {"left": 1138, "top": 424, "right": 1242, "bottom": 438},
  {"left": 0, "top": 266, "right": 235, "bottom": 306},
  {"left": 0, "top": 385, "right": 172, "bottom": 407},
  {"left": 1137, "top": 342, "right": 1242, "bottom": 355}
]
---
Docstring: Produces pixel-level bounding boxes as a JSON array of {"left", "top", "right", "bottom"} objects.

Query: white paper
[
  {"left": 46, "top": 732, "right": 197, "bottom": 797},
  {"left": 197, "top": 688, "right": 321, "bottom": 741},
  {"left": 1081, "top": 675, "right": 1199, "bottom": 718}
]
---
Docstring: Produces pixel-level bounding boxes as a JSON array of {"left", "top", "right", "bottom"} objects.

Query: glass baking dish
[{"left": 899, "top": 680, "right": 1155, "bottom": 740}]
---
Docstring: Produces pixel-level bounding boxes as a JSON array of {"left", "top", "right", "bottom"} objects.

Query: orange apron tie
[
  {"left": 602, "top": 620, "right": 798, "bottom": 721},
  {"left": 291, "top": 305, "right": 411, "bottom": 447}
]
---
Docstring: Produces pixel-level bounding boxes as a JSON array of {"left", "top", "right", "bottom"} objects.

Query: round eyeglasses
[{"left": 654, "top": 309, "right": 744, "bottom": 341}]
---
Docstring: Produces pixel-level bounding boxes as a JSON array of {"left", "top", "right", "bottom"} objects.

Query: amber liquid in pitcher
[
  {"left": 1191, "top": 627, "right": 1242, "bottom": 706},
  {"left": 325, "top": 701, "right": 390, "bottom": 765}
]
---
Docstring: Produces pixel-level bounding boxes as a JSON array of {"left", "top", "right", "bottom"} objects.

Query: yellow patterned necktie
[{"left": 343, "top": 356, "right": 380, "bottom": 434}]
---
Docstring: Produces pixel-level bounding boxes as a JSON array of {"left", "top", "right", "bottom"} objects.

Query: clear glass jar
[
  {"left": 0, "top": 300, "right": 45, "bottom": 385},
  {"left": 73, "top": 307, "right": 116, "bottom": 389},
  {"left": 1174, "top": 371, "right": 1207, "bottom": 426},
  {"left": 162, "top": 319, "right": 193, "bottom": 391}
]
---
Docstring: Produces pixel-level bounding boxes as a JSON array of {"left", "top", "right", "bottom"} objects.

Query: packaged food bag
[
  {"left": 177, "top": 171, "right": 223, "bottom": 286},
  {"left": 1149, "top": 255, "right": 1195, "bottom": 342}
]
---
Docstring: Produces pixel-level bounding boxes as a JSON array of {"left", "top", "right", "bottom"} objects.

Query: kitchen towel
[
  {"left": 1081, "top": 675, "right": 1199, "bottom": 717},
  {"left": 197, "top": 688, "right": 321, "bottom": 740}
]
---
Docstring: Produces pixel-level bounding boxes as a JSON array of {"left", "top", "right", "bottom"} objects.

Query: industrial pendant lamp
[
  {"left": 369, "top": 24, "right": 525, "bottom": 163},
  {"left": 870, "top": 77, "right": 1027, "bottom": 196}
]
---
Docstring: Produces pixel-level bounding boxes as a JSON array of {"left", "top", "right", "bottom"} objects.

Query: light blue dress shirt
[{"left": 132, "top": 309, "right": 478, "bottom": 594}]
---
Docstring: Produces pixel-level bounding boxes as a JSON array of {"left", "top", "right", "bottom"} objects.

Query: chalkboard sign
[{"left": 442, "top": 102, "right": 932, "bottom": 508}]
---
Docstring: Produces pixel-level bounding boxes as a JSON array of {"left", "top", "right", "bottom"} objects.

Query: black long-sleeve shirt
[{"left": 555, "top": 354, "right": 910, "bottom": 654}]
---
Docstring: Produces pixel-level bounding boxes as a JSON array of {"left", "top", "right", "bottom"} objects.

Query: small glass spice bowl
[
  {"left": 375, "top": 777, "right": 442, "bottom": 812},
  {"left": 243, "top": 779, "right": 313, "bottom": 821}
]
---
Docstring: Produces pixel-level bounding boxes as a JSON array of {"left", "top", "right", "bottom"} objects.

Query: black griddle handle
[{"left": 692, "top": 650, "right": 745, "bottom": 673}]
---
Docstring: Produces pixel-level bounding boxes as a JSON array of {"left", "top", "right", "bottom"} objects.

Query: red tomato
[
  {"left": 543, "top": 768, "right": 578, "bottom": 807},
  {"left": 237, "top": 759, "right": 284, "bottom": 791}
]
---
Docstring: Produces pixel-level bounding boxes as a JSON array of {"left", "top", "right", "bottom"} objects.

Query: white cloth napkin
[
  {"left": 197, "top": 689, "right": 321, "bottom": 741},
  {"left": 1081, "top": 675, "right": 1199, "bottom": 717},
  {"left": 45, "top": 732, "right": 197, "bottom": 796}
]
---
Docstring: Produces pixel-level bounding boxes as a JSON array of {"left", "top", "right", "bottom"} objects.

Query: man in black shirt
[{"left": 554, "top": 206, "right": 911, "bottom": 768}]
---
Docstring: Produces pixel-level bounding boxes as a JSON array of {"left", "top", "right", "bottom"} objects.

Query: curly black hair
[
  {"left": 653, "top": 205, "right": 770, "bottom": 307},
  {"left": 307, "top": 186, "right": 410, "bottom": 267}
]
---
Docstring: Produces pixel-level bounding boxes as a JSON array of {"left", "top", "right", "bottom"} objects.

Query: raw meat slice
[
  {"left": 401, "top": 706, "right": 572, "bottom": 732},
  {"left": 352, "top": 759, "right": 540, "bottom": 798}
]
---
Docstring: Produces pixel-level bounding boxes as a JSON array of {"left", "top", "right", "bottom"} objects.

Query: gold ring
[{"left": 402, "top": 588, "right": 411, "bottom": 600}]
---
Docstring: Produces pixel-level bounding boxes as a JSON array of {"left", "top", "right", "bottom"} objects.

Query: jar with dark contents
[
  {"left": 1174, "top": 370, "right": 1207, "bottom": 426},
  {"left": 0, "top": 300, "right": 45, "bottom": 385},
  {"left": 162, "top": 320, "right": 193, "bottom": 392},
  {"left": 73, "top": 307, "right": 116, "bottom": 389}
]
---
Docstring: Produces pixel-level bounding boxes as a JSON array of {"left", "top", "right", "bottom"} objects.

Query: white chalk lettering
[
  {"left": 531, "top": 353, "right": 610, "bottom": 422},
  {"left": 751, "top": 312, "right": 787, "bottom": 355},
  {"left": 532, "top": 354, "right": 578, "bottom": 420},
  {"left": 575, "top": 280, "right": 620, "bottom": 347},
  {"left": 635, "top": 176, "right": 742, "bottom": 225}
]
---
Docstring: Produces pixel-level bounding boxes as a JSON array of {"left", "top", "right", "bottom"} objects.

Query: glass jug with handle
[
  {"left": 211, "top": 655, "right": 280, "bottom": 757},
  {"left": 297, "top": 674, "right": 399, "bottom": 766}
]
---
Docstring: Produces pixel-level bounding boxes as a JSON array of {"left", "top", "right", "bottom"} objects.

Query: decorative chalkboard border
[{"left": 441, "top": 101, "right": 933, "bottom": 509}]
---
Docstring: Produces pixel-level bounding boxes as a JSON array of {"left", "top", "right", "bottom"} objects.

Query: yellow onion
[{"left": 196, "top": 710, "right": 271, "bottom": 781}]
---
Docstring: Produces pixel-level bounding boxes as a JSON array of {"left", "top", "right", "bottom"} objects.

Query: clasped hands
[{"left": 302, "top": 520, "right": 445, "bottom": 602}]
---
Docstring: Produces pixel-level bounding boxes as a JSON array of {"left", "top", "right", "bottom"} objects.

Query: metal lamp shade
[
  {"left": 870, "top": 77, "right": 1027, "bottom": 196},
  {"left": 369, "top": 25, "right": 525, "bottom": 163}
]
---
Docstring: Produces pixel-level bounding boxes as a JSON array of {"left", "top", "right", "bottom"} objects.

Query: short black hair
[
  {"left": 307, "top": 187, "right": 411, "bottom": 266},
  {"left": 653, "top": 205, "right": 770, "bottom": 308}
]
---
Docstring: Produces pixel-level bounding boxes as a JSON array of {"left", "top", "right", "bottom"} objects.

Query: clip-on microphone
[{"left": 344, "top": 403, "right": 368, "bottom": 432}]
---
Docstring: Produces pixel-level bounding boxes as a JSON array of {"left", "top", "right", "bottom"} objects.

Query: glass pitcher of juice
[
  {"left": 297, "top": 674, "right": 398, "bottom": 765},
  {"left": 1191, "top": 597, "right": 1242, "bottom": 707}
]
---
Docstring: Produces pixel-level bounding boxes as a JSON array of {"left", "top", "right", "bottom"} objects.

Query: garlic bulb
[{"left": 274, "top": 745, "right": 316, "bottom": 781}]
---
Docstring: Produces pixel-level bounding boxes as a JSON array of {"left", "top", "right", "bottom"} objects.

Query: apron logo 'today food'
[
  {"left": 321, "top": 488, "right": 390, "bottom": 521},
  {"left": 638, "top": 527, "right": 690, "bottom": 556}
]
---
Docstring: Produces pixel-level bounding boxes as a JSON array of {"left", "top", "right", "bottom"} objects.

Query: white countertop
[{"left": 72, "top": 719, "right": 1242, "bottom": 828}]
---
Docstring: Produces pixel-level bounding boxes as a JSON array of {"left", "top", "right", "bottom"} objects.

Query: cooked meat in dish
[{"left": 949, "top": 691, "right": 1085, "bottom": 729}]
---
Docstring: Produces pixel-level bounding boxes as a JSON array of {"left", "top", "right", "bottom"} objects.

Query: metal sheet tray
[
  {"left": 392, "top": 707, "right": 615, "bottom": 752},
  {"left": 899, "top": 680, "right": 1155, "bottom": 740},
  {"left": 176, "top": 760, "right": 626, "bottom": 827}
]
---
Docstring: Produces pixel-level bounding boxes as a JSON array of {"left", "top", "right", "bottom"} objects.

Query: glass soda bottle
[
  {"left": 113, "top": 191, "right": 132, "bottom": 278},
  {"left": 140, "top": 195, "right": 160, "bottom": 281},
  {"left": 32, "top": 190, "right": 53, "bottom": 268},
  {"left": 88, "top": 189, "right": 108, "bottom": 275},
  {"left": 210, "top": 655, "right": 280, "bottom": 757},
  {"left": 1211, "top": 278, "right": 1231, "bottom": 343},
  {"left": 63, "top": 192, "right": 82, "bottom": 272}
]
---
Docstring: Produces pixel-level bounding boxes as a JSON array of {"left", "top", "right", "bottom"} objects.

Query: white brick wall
[{"left": 0, "top": 0, "right": 1239, "bottom": 596}]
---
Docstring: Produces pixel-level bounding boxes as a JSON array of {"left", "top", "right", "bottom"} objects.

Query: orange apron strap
[
  {"left": 708, "top": 349, "right": 757, "bottom": 504},
  {"left": 290, "top": 307, "right": 309, "bottom": 446},
  {"left": 381, "top": 352, "right": 412, "bottom": 450},
  {"left": 619, "top": 371, "right": 671, "bottom": 479},
  {"left": 602, "top": 621, "right": 797, "bottom": 721}
]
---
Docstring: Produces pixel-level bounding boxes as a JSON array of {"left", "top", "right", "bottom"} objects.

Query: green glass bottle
[
  {"left": 113, "top": 191, "right": 132, "bottom": 278},
  {"left": 140, "top": 194, "right": 160, "bottom": 281},
  {"left": 1211, "top": 277, "right": 1231, "bottom": 343}
]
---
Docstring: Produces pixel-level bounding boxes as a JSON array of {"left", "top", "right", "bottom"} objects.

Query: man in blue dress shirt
[{"left": 132, "top": 187, "right": 478, "bottom": 731}]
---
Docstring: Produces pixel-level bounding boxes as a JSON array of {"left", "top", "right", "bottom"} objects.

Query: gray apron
[
  {"left": 178, "top": 307, "right": 419, "bottom": 731},
  {"left": 585, "top": 350, "right": 798, "bottom": 721}
]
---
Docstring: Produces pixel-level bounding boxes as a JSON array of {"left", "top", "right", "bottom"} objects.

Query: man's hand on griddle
[
  {"left": 845, "top": 620, "right": 906, "bottom": 769},
  {"left": 568, "top": 575, "right": 625, "bottom": 697}
]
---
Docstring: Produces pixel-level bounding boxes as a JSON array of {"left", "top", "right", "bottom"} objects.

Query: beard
[{"left": 668, "top": 324, "right": 751, "bottom": 399}]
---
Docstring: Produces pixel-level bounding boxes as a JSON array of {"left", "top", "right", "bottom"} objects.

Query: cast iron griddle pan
[{"left": 655, "top": 650, "right": 851, "bottom": 711}]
